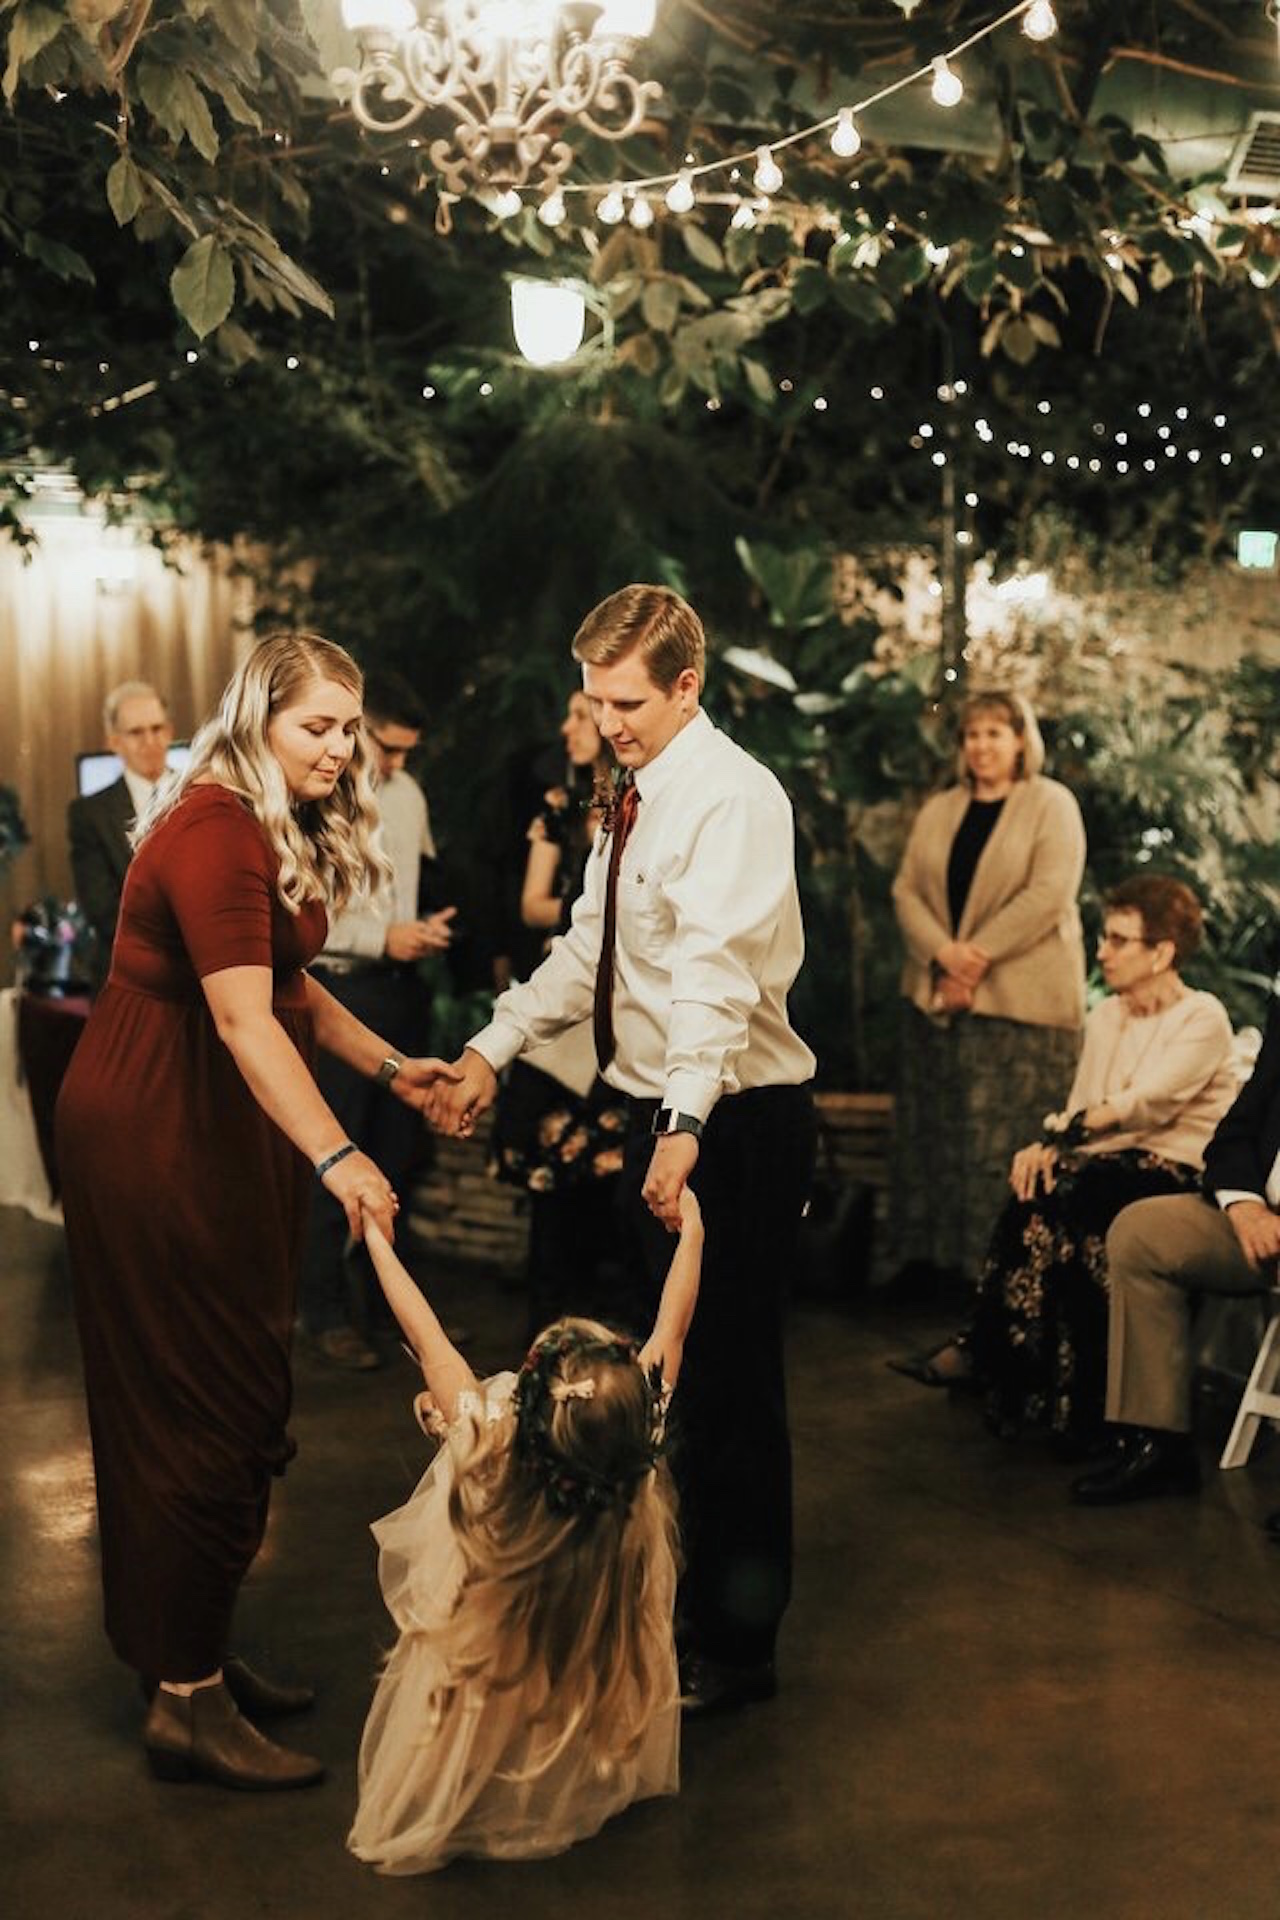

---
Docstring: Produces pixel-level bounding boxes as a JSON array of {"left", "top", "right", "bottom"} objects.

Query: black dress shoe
[
  {"left": 143, "top": 1682, "right": 324, "bottom": 1790},
  {"left": 1070, "top": 1431, "right": 1200, "bottom": 1506},
  {"left": 679, "top": 1653, "right": 777, "bottom": 1717},
  {"left": 223, "top": 1656, "right": 315, "bottom": 1719}
]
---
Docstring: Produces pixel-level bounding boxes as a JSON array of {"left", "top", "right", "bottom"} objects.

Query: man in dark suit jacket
[
  {"left": 1070, "top": 993, "right": 1280, "bottom": 1505},
  {"left": 68, "top": 681, "right": 173, "bottom": 981}
]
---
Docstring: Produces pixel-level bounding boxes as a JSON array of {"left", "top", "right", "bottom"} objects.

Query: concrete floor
[{"left": 6, "top": 1205, "right": 1280, "bottom": 1920}]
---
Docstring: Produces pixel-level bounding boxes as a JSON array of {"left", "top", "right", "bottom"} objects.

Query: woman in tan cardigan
[{"left": 889, "top": 690, "right": 1086, "bottom": 1292}]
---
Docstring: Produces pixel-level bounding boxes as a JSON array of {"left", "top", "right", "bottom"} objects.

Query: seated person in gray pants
[{"left": 1072, "top": 993, "right": 1280, "bottom": 1506}]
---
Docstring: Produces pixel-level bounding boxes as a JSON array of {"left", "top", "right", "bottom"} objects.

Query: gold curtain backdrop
[{"left": 0, "top": 522, "right": 252, "bottom": 975}]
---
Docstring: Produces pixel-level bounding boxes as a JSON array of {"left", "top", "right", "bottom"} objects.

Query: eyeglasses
[{"left": 1096, "top": 931, "right": 1150, "bottom": 951}]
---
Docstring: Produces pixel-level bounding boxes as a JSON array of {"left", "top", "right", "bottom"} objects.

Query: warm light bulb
[
  {"left": 597, "top": 187, "right": 626, "bottom": 224},
  {"left": 341, "top": 0, "right": 416, "bottom": 30},
  {"left": 730, "top": 203, "right": 758, "bottom": 230},
  {"left": 930, "top": 57, "right": 963, "bottom": 107},
  {"left": 1022, "top": 1, "right": 1058, "bottom": 40},
  {"left": 538, "top": 190, "right": 567, "bottom": 228},
  {"left": 665, "top": 170, "right": 695, "bottom": 214},
  {"left": 488, "top": 188, "right": 522, "bottom": 220},
  {"left": 830, "top": 109, "right": 862, "bottom": 160},
  {"left": 753, "top": 146, "right": 784, "bottom": 195},
  {"left": 511, "top": 279, "right": 587, "bottom": 366},
  {"left": 629, "top": 194, "right": 655, "bottom": 229}
]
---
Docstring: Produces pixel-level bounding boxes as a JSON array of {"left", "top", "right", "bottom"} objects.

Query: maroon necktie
[{"left": 593, "top": 779, "right": 640, "bottom": 1071}]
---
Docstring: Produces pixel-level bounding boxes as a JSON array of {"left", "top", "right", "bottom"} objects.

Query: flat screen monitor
[{"left": 75, "top": 745, "right": 192, "bottom": 798}]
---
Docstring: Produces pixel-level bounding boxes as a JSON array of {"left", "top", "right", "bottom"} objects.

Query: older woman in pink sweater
[{"left": 897, "top": 875, "right": 1241, "bottom": 1448}]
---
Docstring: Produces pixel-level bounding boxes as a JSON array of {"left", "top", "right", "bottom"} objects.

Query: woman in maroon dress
[{"left": 57, "top": 633, "right": 456, "bottom": 1792}]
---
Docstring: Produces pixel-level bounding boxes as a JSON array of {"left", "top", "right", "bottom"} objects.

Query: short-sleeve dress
[
  {"left": 55, "top": 785, "right": 327, "bottom": 1681},
  {"left": 348, "top": 1373, "right": 680, "bottom": 1875}
]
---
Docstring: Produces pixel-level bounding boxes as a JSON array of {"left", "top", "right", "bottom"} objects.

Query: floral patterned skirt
[
  {"left": 890, "top": 1005, "right": 1081, "bottom": 1282},
  {"left": 968, "top": 1148, "right": 1202, "bottom": 1438}
]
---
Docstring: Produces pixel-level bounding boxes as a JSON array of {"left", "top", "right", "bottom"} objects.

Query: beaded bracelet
[{"left": 315, "top": 1142, "right": 357, "bottom": 1180}]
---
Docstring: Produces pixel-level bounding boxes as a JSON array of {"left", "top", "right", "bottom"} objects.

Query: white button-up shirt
[
  {"left": 469, "top": 709, "right": 816, "bottom": 1121},
  {"left": 323, "top": 769, "right": 436, "bottom": 960}
]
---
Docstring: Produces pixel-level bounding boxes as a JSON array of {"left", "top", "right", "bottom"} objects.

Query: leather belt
[{"left": 311, "top": 956, "right": 398, "bottom": 980}]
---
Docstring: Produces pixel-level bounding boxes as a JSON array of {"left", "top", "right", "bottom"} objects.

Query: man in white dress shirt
[
  {"left": 68, "top": 681, "right": 174, "bottom": 984},
  {"left": 301, "top": 671, "right": 456, "bottom": 1369},
  {"left": 434, "top": 585, "right": 817, "bottom": 1712}
]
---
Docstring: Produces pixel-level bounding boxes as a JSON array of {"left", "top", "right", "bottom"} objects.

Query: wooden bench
[{"left": 407, "top": 1092, "right": 894, "bottom": 1278}]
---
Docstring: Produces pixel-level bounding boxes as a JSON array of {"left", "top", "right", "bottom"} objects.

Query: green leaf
[
  {"left": 640, "top": 277, "right": 682, "bottom": 334},
  {"left": 735, "top": 537, "right": 835, "bottom": 630},
  {"left": 106, "top": 153, "right": 146, "bottom": 227},
  {"left": 791, "top": 263, "right": 828, "bottom": 315},
  {"left": 742, "top": 357, "right": 775, "bottom": 404},
  {"left": 22, "top": 228, "right": 94, "bottom": 283},
  {"left": 830, "top": 278, "right": 894, "bottom": 329},
  {"left": 682, "top": 223, "right": 724, "bottom": 273},
  {"left": 998, "top": 247, "right": 1040, "bottom": 293},
  {"left": 724, "top": 223, "right": 758, "bottom": 276},
  {"left": 170, "top": 233, "right": 235, "bottom": 338},
  {"left": 757, "top": 223, "right": 792, "bottom": 269},
  {"left": 137, "top": 59, "right": 220, "bottom": 162},
  {"left": 1025, "top": 311, "right": 1061, "bottom": 348},
  {"left": 879, "top": 243, "right": 931, "bottom": 295},
  {"left": 999, "top": 316, "right": 1039, "bottom": 365},
  {"left": 214, "top": 318, "right": 259, "bottom": 365},
  {"left": 3, "top": 1, "right": 64, "bottom": 102},
  {"left": 963, "top": 253, "right": 1000, "bottom": 301}
]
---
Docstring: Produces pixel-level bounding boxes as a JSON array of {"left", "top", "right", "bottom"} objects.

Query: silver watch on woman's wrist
[{"left": 376, "top": 1054, "right": 404, "bottom": 1087}]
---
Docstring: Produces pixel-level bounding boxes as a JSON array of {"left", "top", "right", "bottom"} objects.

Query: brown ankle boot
[
  {"left": 223, "top": 1656, "right": 315, "bottom": 1719},
  {"left": 143, "top": 1682, "right": 325, "bottom": 1790}
]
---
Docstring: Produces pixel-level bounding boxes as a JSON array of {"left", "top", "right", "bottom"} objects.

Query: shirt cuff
[
  {"left": 467, "top": 1020, "right": 524, "bottom": 1076},
  {"left": 1215, "top": 1189, "right": 1267, "bottom": 1213},
  {"left": 662, "top": 1072, "right": 723, "bottom": 1126}
]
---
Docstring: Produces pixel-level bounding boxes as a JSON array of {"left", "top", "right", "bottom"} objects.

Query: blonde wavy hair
[
  {"left": 425, "top": 1318, "right": 679, "bottom": 1778},
  {"left": 133, "top": 633, "right": 390, "bottom": 914}
]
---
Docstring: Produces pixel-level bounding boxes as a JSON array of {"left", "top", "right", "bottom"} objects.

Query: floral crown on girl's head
[{"left": 513, "top": 1325, "right": 667, "bottom": 1521}]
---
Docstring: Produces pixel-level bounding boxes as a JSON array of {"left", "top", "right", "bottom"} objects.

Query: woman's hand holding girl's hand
[
  {"left": 1009, "top": 1142, "right": 1058, "bottom": 1203},
  {"left": 391, "top": 1057, "right": 464, "bottom": 1114},
  {"left": 324, "top": 1150, "right": 399, "bottom": 1243}
]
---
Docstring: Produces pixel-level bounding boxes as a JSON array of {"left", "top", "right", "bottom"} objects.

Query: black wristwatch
[{"left": 651, "top": 1108, "right": 705, "bottom": 1141}]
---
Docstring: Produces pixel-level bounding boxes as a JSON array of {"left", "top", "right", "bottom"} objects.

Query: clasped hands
[
  {"left": 932, "top": 939, "right": 990, "bottom": 1013},
  {"left": 422, "top": 1050, "right": 698, "bottom": 1233},
  {"left": 325, "top": 1055, "right": 463, "bottom": 1244}
]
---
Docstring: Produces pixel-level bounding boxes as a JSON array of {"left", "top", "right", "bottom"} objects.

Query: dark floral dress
[{"left": 968, "top": 1147, "right": 1202, "bottom": 1439}]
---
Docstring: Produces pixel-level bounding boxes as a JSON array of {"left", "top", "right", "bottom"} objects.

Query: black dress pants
[
  {"left": 300, "top": 966, "right": 432, "bottom": 1334},
  {"left": 624, "top": 1083, "right": 816, "bottom": 1670}
]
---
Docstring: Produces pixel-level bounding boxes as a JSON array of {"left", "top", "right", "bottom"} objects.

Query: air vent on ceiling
[{"left": 1226, "top": 111, "right": 1280, "bottom": 194}]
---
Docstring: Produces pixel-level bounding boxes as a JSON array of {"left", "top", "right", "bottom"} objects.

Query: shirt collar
[
  {"left": 121, "top": 767, "right": 156, "bottom": 816},
  {"left": 633, "top": 707, "right": 713, "bottom": 804}
]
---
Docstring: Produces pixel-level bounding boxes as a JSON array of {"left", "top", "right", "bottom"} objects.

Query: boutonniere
[{"left": 594, "top": 770, "right": 633, "bottom": 837}]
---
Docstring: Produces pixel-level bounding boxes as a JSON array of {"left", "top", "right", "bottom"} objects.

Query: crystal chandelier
[{"left": 336, "top": 1, "right": 662, "bottom": 197}]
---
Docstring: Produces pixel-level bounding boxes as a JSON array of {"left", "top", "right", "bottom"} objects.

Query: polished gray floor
[{"left": 6, "top": 1203, "right": 1280, "bottom": 1920}]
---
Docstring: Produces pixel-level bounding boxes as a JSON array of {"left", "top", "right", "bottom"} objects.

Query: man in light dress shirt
[
  {"left": 301, "top": 671, "right": 456, "bottom": 1370},
  {"left": 433, "top": 584, "right": 817, "bottom": 1714},
  {"left": 68, "top": 681, "right": 174, "bottom": 984},
  {"left": 1073, "top": 990, "right": 1280, "bottom": 1505}
]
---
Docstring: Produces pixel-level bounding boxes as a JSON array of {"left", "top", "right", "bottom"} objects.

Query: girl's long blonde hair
[
  {"left": 134, "top": 632, "right": 390, "bottom": 914},
  {"left": 428, "top": 1319, "right": 679, "bottom": 1777}
]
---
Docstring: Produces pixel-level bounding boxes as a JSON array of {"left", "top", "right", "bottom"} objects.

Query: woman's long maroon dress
[{"left": 57, "top": 786, "right": 327, "bottom": 1681}]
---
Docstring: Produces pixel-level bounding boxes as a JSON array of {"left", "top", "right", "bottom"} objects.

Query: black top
[{"left": 946, "top": 797, "right": 1006, "bottom": 932}]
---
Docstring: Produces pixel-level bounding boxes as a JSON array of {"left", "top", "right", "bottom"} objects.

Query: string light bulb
[
  {"left": 665, "top": 170, "right": 695, "bottom": 214},
  {"left": 629, "top": 194, "right": 654, "bottom": 229},
  {"left": 930, "top": 58, "right": 963, "bottom": 107},
  {"left": 830, "top": 109, "right": 861, "bottom": 159},
  {"left": 753, "top": 146, "right": 784, "bottom": 195},
  {"left": 730, "top": 203, "right": 758, "bottom": 230},
  {"left": 1022, "top": 1, "right": 1058, "bottom": 40},
  {"left": 537, "top": 189, "right": 566, "bottom": 228},
  {"left": 597, "top": 186, "right": 626, "bottom": 225}
]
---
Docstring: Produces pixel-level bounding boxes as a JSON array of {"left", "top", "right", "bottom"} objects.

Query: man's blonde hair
[{"left": 571, "top": 584, "right": 706, "bottom": 692}]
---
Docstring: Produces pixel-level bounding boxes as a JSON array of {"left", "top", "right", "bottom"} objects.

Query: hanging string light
[
  {"left": 830, "top": 108, "right": 862, "bottom": 160},
  {"left": 665, "top": 169, "right": 696, "bottom": 214},
  {"left": 753, "top": 146, "right": 784, "bottom": 195},
  {"left": 1022, "top": 1, "right": 1058, "bottom": 40},
  {"left": 930, "top": 57, "right": 964, "bottom": 107}
]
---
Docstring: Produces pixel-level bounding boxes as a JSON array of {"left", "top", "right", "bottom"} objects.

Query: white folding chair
[{"left": 1220, "top": 1289, "right": 1280, "bottom": 1469}]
